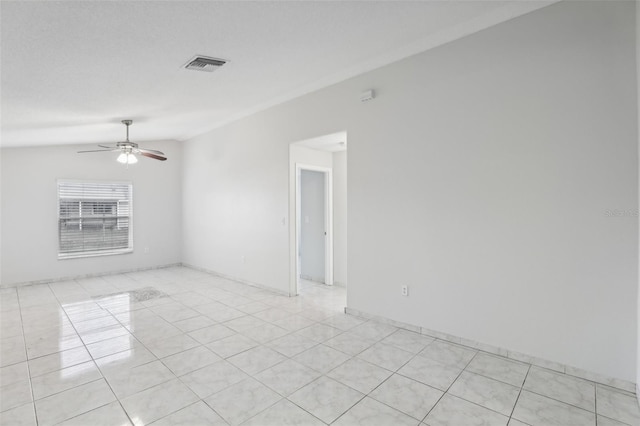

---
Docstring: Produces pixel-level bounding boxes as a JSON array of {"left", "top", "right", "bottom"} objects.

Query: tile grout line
[
  {"left": 520, "top": 386, "right": 599, "bottom": 417},
  {"left": 15, "top": 286, "right": 37, "bottom": 425},
  {"left": 147, "top": 279, "right": 321, "bottom": 424},
  {"left": 227, "top": 305, "right": 353, "bottom": 424},
  {"left": 105, "top": 272, "right": 206, "bottom": 425},
  {"left": 49, "top": 279, "right": 138, "bottom": 426},
  {"left": 24, "top": 273, "right": 262, "bottom": 424},
  {"left": 594, "top": 383, "right": 598, "bottom": 426},
  {"left": 328, "top": 337, "right": 446, "bottom": 424},
  {"left": 286, "top": 374, "right": 365, "bottom": 425},
  {"left": 455, "top": 358, "right": 605, "bottom": 418},
  {"left": 507, "top": 364, "right": 531, "bottom": 425},
  {"left": 457, "top": 353, "right": 529, "bottom": 388},
  {"left": 423, "top": 348, "right": 481, "bottom": 423},
  {"left": 353, "top": 349, "right": 425, "bottom": 422}
]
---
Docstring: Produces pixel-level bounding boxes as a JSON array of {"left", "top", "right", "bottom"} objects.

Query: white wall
[
  {"left": 290, "top": 145, "right": 333, "bottom": 170},
  {"left": 333, "top": 150, "right": 347, "bottom": 286},
  {"left": 636, "top": 0, "right": 640, "bottom": 398},
  {"left": 1, "top": 140, "right": 182, "bottom": 285},
  {"left": 182, "top": 1, "right": 637, "bottom": 382},
  {"left": 300, "top": 170, "right": 326, "bottom": 282}
]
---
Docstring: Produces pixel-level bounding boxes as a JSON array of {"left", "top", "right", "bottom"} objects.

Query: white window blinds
[{"left": 58, "top": 180, "right": 133, "bottom": 259}]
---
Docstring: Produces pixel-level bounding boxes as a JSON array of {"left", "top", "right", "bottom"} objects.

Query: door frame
[{"left": 291, "top": 163, "right": 333, "bottom": 295}]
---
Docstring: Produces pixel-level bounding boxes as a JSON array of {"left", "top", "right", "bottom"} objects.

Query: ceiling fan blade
[
  {"left": 138, "top": 148, "right": 165, "bottom": 156},
  {"left": 98, "top": 144, "right": 116, "bottom": 149},
  {"left": 77, "top": 149, "right": 116, "bottom": 153},
  {"left": 139, "top": 151, "right": 167, "bottom": 161}
]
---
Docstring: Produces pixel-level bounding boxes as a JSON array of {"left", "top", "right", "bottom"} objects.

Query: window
[{"left": 58, "top": 180, "right": 133, "bottom": 258}]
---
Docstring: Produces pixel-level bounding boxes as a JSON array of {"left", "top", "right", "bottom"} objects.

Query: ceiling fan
[{"left": 78, "top": 120, "right": 167, "bottom": 164}]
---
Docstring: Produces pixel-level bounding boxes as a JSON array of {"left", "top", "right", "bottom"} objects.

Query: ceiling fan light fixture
[
  {"left": 78, "top": 119, "right": 167, "bottom": 162},
  {"left": 117, "top": 152, "right": 137, "bottom": 164}
]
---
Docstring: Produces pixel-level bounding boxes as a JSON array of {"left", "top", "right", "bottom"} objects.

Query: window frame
[{"left": 57, "top": 179, "right": 134, "bottom": 259}]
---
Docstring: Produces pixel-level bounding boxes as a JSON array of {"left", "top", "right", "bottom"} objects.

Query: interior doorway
[
  {"left": 288, "top": 132, "right": 347, "bottom": 297},
  {"left": 297, "top": 165, "right": 333, "bottom": 288}
]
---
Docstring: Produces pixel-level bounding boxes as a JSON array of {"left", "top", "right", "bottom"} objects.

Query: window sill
[{"left": 58, "top": 248, "right": 133, "bottom": 260}]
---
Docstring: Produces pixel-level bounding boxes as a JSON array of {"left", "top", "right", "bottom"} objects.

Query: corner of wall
[{"left": 636, "top": 0, "right": 640, "bottom": 404}]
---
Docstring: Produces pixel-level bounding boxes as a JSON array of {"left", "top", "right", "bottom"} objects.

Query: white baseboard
[
  {"left": 0, "top": 263, "right": 183, "bottom": 289},
  {"left": 300, "top": 274, "right": 326, "bottom": 284},
  {"left": 299, "top": 275, "right": 346, "bottom": 288},
  {"left": 183, "top": 263, "right": 290, "bottom": 296},
  {"left": 345, "top": 307, "right": 636, "bottom": 394}
]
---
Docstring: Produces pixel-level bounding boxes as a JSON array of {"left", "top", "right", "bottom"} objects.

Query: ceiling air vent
[{"left": 184, "top": 55, "right": 227, "bottom": 72}]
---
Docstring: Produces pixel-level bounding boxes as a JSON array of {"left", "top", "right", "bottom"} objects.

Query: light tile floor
[{"left": 1, "top": 266, "right": 638, "bottom": 426}]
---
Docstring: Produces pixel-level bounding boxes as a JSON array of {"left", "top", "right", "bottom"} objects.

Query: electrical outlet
[
  {"left": 144, "top": 246, "right": 149, "bottom": 254},
  {"left": 241, "top": 256, "right": 246, "bottom": 263},
  {"left": 402, "top": 285, "right": 408, "bottom": 296}
]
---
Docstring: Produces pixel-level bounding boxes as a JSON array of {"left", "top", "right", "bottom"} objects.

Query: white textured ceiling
[{"left": 1, "top": 1, "right": 552, "bottom": 147}]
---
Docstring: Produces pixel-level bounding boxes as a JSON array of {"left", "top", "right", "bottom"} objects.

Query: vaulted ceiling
[{"left": 1, "top": 1, "right": 552, "bottom": 147}]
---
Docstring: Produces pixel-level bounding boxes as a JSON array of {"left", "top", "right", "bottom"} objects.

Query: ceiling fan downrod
[{"left": 122, "top": 120, "right": 132, "bottom": 142}]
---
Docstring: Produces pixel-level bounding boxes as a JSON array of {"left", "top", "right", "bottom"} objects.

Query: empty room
[{"left": 1, "top": 1, "right": 639, "bottom": 425}]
